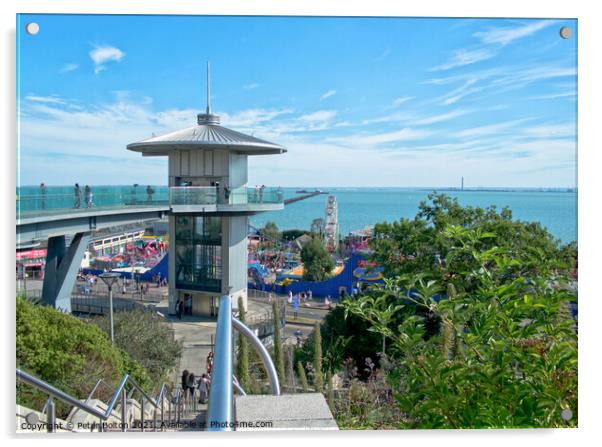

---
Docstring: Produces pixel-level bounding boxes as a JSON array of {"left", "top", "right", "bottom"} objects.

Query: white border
[{"left": 2, "top": 1, "right": 600, "bottom": 446}]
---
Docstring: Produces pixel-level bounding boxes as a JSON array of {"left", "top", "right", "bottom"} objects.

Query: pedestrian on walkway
[
  {"left": 39, "top": 182, "right": 46, "bottom": 210},
  {"left": 84, "top": 185, "right": 92, "bottom": 208},
  {"left": 176, "top": 298, "right": 183, "bottom": 320},
  {"left": 74, "top": 183, "right": 81, "bottom": 209},
  {"left": 181, "top": 370, "right": 190, "bottom": 407},
  {"left": 198, "top": 374, "right": 209, "bottom": 404},
  {"left": 206, "top": 351, "right": 214, "bottom": 375},
  {"left": 187, "top": 372, "right": 196, "bottom": 401}
]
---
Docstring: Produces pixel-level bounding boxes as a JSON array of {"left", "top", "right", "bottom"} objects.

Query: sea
[{"left": 250, "top": 188, "right": 578, "bottom": 244}]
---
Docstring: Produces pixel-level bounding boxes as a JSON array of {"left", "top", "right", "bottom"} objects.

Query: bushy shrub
[{"left": 16, "top": 297, "right": 151, "bottom": 416}]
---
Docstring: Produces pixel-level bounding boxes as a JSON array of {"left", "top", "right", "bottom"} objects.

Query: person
[
  {"left": 198, "top": 374, "right": 209, "bottom": 404},
  {"left": 84, "top": 185, "right": 92, "bottom": 208},
  {"left": 146, "top": 185, "right": 154, "bottom": 203},
  {"left": 187, "top": 372, "right": 196, "bottom": 401},
  {"left": 185, "top": 294, "right": 193, "bottom": 316},
  {"left": 39, "top": 182, "right": 46, "bottom": 210},
  {"left": 74, "top": 183, "right": 81, "bottom": 209},
  {"left": 259, "top": 185, "right": 265, "bottom": 203},
  {"left": 224, "top": 184, "right": 231, "bottom": 203},
  {"left": 176, "top": 298, "right": 183, "bottom": 320},
  {"left": 288, "top": 290, "right": 293, "bottom": 304},
  {"left": 308, "top": 289, "right": 313, "bottom": 301},
  {"left": 206, "top": 351, "right": 214, "bottom": 375},
  {"left": 181, "top": 370, "right": 190, "bottom": 406},
  {"left": 293, "top": 293, "right": 299, "bottom": 320}
]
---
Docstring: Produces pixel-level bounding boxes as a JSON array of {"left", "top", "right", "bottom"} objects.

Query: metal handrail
[
  {"left": 206, "top": 294, "right": 234, "bottom": 431},
  {"left": 17, "top": 368, "right": 181, "bottom": 432}
]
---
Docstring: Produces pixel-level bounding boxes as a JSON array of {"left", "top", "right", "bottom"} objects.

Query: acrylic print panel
[{"left": 16, "top": 14, "right": 577, "bottom": 432}]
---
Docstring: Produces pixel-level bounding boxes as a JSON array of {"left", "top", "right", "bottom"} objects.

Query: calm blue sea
[{"left": 250, "top": 188, "right": 578, "bottom": 244}]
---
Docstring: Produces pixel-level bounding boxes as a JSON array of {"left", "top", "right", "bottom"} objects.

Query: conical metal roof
[
  {"left": 127, "top": 117, "right": 287, "bottom": 156},
  {"left": 128, "top": 63, "right": 286, "bottom": 156}
]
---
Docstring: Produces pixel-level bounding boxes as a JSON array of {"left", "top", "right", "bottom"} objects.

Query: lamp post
[{"left": 99, "top": 272, "right": 121, "bottom": 343}]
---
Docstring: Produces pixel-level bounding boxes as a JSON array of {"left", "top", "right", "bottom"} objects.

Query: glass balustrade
[{"left": 16, "top": 185, "right": 284, "bottom": 218}]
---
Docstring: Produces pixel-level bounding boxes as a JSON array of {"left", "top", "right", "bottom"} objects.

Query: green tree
[
  {"left": 301, "top": 237, "right": 334, "bottom": 282},
  {"left": 16, "top": 298, "right": 151, "bottom": 417},
  {"left": 260, "top": 221, "right": 281, "bottom": 248},
  {"left": 92, "top": 308, "right": 181, "bottom": 384},
  {"left": 312, "top": 322, "right": 324, "bottom": 392},
  {"left": 297, "top": 361, "right": 309, "bottom": 392},
  {"left": 236, "top": 296, "right": 251, "bottom": 391},
  {"left": 311, "top": 218, "right": 325, "bottom": 236},
  {"left": 272, "top": 300, "right": 286, "bottom": 383},
  {"left": 344, "top": 226, "right": 577, "bottom": 428}
]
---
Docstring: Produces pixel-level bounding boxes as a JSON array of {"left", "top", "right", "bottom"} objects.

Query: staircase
[{"left": 16, "top": 368, "right": 204, "bottom": 433}]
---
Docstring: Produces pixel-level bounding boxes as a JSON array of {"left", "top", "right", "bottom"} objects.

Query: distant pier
[{"left": 284, "top": 191, "right": 323, "bottom": 205}]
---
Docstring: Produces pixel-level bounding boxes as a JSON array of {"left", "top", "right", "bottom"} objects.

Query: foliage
[
  {"left": 16, "top": 298, "right": 151, "bottom": 417},
  {"left": 236, "top": 296, "right": 251, "bottom": 391},
  {"left": 311, "top": 218, "right": 325, "bottom": 236},
  {"left": 312, "top": 322, "right": 324, "bottom": 392},
  {"left": 296, "top": 305, "right": 381, "bottom": 380},
  {"left": 297, "top": 361, "right": 309, "bottom": 392},
  {"left": 301, "top": 237, "right": 334, "bottom": 282},
  {"left": 92, "top": 308, "right": 181, "bottom": 385},
  {"left": 343, "top": 225, "right": 578, "bottom": 428},
  {"left": 281, "top": 229, "right": 307, "bottom": 241},
  {"left": 272, "top": 300, "right": 286, "bottom": 383},
  {"left": 259, "top": 221, "right": 281, "bottom": 248},
  {"left": 370, "top": 193, "right": 576, "bottom": 290},
  {"left": 334, "top": 356, "right": 406, "bottom": 429}
]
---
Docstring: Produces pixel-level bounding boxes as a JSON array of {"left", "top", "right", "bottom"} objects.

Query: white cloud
[
  {"left": 523, "top": 123, "right": 576, "bottom": 139},
  {"left": 474, "top": 20, "right": 557, "bottom": 46},
  {"left": 24, "top": 95, "right": 66, "bottom": 105},
  {"left": 221, "top": 108, "right": 295, "bottom": 128},
  {"left": 452, "top": 118, "right": 531, "bottom": 139},
  {"left": 392, "top": 96, "right": 413, "bottom": 106},
  {"left": 299, "top": 110, "right": 337, "bottom": 122},
  {"left": 89, "top": 45, "right": 125, "bottom": 74},
  {"left": 244, "top": 83, "right": 260, "bottom": 90},
  {"left": 430, "top": 48, "right": 495, "bottom": 71},
  {"left": 59, "top": 63, "right": 79, "bottom": 73},
  {"left": 409, "top": 109, "right": 471, "bottom": 126},
  {"left": 320, "top": 90, "right": 337, "bottom": 101},
  {"left": 328, "top": 128, "right": 431, "bottom": 147}
]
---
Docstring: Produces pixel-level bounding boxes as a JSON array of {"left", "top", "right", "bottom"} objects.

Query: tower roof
[
  {"left": 127, "top": 123, "right": 287, "bottom": 156},
  {"left": 127, "top": 62, "right": 286, "bottom": 156}
]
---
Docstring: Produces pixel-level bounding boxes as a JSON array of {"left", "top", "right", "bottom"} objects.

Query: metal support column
[{"left": 42, "top": 232, "right": 91, "bottom": 311}]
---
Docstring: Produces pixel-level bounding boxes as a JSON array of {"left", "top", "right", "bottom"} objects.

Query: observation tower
[{"left": 127, "top": 63, "right": 286, "bottom": 316}]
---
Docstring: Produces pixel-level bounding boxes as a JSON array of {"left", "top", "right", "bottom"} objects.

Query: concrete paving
[{"left": 235, "top": 393, "right": 338, "bottom": 431}]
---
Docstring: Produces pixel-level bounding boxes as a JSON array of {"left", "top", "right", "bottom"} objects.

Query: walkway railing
[
  {"left": 16, "top": 185, "right": 284, "bottom": 218},
  {"left": 16, "top": 368, "right": 183, "bottom": 432}
]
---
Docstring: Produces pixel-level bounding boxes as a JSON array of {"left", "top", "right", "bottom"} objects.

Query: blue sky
[{"left": 17, "top": 15, "right": 577, "bottom": 187}]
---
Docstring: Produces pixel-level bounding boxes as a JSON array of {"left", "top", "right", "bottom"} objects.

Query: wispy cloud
[
  {"left": 474, "top": 20, "right": 557, "bottom": 46},
  {"left": 89, "top": 45, "right": 125, "bottom": 74},
  {"left": 320, "top": 90, "right": 337, "bottom": 101},
  {"left": 24, "top": 95, "right": 66, "bottom": 105},
  {"left": 409, "top": 109, "right": 471, "bottom": 126},
  {"left": 436, "top": 78, "right": 484, "bottom": 106},
  {"left": 328, "top": 128, "right": 431, "bottom": 147},
  {"left": 392, "top": 96, "right": 413, "bottom": 106},
  {"left": 375, "top": 48, "right": 391, "bottom": 61},
  {"left": 453, "top": 118, "right": 532, "bottom": 139},
  {"left": 244, "top": 83, "right": 260, "bottom": 90},
  {"left": 299, "top": 110, "right": 337, "bottom": 122},
  {"left": 430, "top": 48, "right": 495, "bottom": 71},
  {"left": 59, "top": 63, "right": 79, "bottom": 73}
]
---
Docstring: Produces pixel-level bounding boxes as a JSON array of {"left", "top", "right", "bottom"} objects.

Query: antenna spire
[{"left": 206, "top": 61, "right": 211, "bottom": 114}]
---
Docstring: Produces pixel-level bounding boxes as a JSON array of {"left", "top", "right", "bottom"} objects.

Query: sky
[{"left": 16, "top": 15, "right": 577, "bottom": 187}]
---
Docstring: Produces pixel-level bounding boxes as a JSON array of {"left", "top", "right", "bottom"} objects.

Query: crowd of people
[{"left": 180, "top": 351, "right": 214, "bottom": 406}]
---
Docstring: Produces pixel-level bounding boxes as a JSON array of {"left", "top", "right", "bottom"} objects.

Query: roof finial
[
  {"left": 206, "top": 61, "right": 211, "bottom": 115},
  {"left": 197, "top": 60, "right": 220, "bottom": 125}
]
